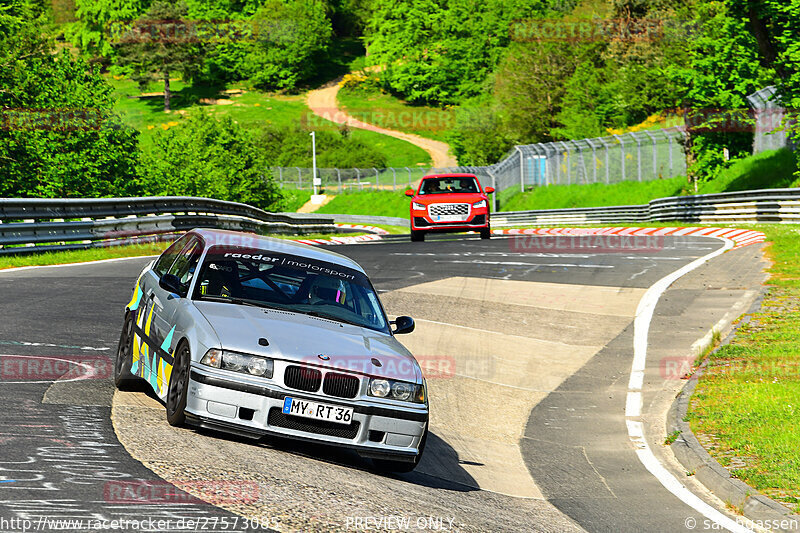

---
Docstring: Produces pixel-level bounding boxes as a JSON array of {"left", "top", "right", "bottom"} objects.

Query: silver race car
[{"left": 115, "top": 229, "right": 428, "bottom": 472}]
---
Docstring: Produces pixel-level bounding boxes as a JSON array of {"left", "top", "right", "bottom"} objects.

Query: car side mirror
[
  {"left": 404, "top": 189, "right": 415, "bottom": 197},
  {"left": 485, "top": 186, "right": 495, "bottom": 194},
  {"left": 159, "top": 273, "right": 183, "bottom": 295},
  {"left": 392, "top": 316, "right": 415, "bottom": 334}
]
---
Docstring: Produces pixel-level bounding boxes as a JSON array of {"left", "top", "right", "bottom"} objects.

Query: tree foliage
[
  {"left": 114, "top": 1, "right": 205, "bottom": 111},
  {"left": 138, "top": 111, "right": 281, "bottom": 209},
  {"left": 1, "top": 0, "right": 140, "bottom": 198}
]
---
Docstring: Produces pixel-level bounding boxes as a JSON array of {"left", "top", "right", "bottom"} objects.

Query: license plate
[
  {"left": 282, "top": 397, "right": 354, "bottom": 425},
  {"left": 434, "top": 214, "right": 464, "bottom": 222}
]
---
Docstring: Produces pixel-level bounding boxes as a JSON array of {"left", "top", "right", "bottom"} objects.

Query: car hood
[
  {"left": 414, "top": 193, "right": 485, "bottom": 204},
  {"left": 195, "top": 301, "right": 421, "bottom": 382}
]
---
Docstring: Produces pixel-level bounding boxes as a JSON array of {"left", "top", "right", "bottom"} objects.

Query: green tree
[
  {"left": 365, "top": 0, "right": 547, "bottom": 105},
  {"left": 669, "top": 0, "right": 772, "bottom": 182},
  {"left": 1, "top": 0, "right": 140, "bottom": 198},
  {"left": 139, "top": 112, "right": 281, "bottom": 209},
  {"left": 114, "top": 1, "right": 205, "bottom": 111},
  {"left": 67, "top": 0, "right": 149, "bottom": 62},
  {"left": 244, "top": 0, "right": 332, "bottom": 90}
]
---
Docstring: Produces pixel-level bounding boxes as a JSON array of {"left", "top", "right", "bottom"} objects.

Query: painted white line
[
  {"left": 625, "top": 391, "right": 642, "bottom": 417},
  {"left": 0, "top": 254, "right": 157, "bottom": 275},
  {"left": 627, "top": 236, "right": 758, "bottom": 533},
  {"left": 435, "top": 260, "right": 614, "bottom": 269}
]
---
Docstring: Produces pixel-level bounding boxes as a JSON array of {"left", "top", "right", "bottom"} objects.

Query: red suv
[{"left": 405, "top": 173, "right": 494, "bottom": 242}]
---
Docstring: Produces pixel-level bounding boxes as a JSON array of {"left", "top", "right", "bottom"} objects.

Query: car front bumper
[
  {"left": 411, "top": 213, "right": 489, "bottom": 232},
  {"left": 186, "top": 364, "right": 428, "bottom": 462}
]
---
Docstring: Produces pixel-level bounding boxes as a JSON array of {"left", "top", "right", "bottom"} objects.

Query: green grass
[
  {"left": 337, "top": 86, "right": 454, "bottom": 142},
  {"left": 279, "top": 188, "right": 313, "bottom": 212},
  {"left": 499, "top": 148, "right": 798, "bottom": 211},
  {"left": 109, "top": 77, "right": 431, "bottom": 167},
  {"left": 696, "top": 148, "right": 799, "bottom": 194},
  {"left": 0, "top": 242, "right": 169, "bottom": 270},
  {"left": 499, "top": 177, "right": 688, "bottom": 211},
  {"left": 314, "top": 190, "right": 411, "bottom": 219},
  {"left": 688, "top": 225, "right": 800, "bottom": 512}
]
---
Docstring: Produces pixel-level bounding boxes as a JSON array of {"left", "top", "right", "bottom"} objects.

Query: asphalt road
[{"left": 0, "top": 232, "right": 767, "bottom": 532}]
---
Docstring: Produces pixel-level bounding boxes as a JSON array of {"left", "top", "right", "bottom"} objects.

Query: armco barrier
[
  {"left": 0, "top": 197, "right": 336, "bottom": 255},
  {"left": 489, "top": 188, "right": 800, "bottom": 227}
]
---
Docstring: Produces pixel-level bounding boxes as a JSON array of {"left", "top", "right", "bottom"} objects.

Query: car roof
[
  {"left": 188, "top": 228, "right": 366, "bottom": 274},
  {"left": 421, "top": 173, "right": 478, "bottom": 179}
]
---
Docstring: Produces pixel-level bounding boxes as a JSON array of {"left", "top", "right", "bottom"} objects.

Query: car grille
[
  {"left": 284, "top": 365, "right": 322, "bottom": 392},
  {"left": 429, "top": 203, "right": 469, "bottom": 217},
  {"left": 268, "top": 408, "right": 360, "bottom": 439},
  {"left": 323, "top": 373, "right": 360, "bottom": 399}
]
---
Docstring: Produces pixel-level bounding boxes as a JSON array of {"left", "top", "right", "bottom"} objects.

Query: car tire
[
  {"left": 372, "top": 426, "right": 428, "bottom": 473},
  {"left": 166, "top": 341, "right": 190, "bottom": 427},
  {"left": 480, "top": 227, "right": 491, "bottom": 239},
  {"left": 410, "top": 230, "right": 425, "bottom": 242},
  {"left": 114, "top": 312, "right": 140, "bottom": 390}
]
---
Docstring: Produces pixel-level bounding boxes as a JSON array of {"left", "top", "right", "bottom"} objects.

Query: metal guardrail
[
  {"left": 489, "top": 188, "right": 800, "bottom": 227},
  {"left": 315, "top": 188, "right": 800, "bottom": 229},
  {"left": 0, "top": 197, "right": 336, "bottom": 255}
]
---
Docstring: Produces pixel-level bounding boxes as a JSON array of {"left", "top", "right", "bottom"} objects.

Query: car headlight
[
  {"left": 472, "top": 199, "right": 487, "bottom": 208},
  {"left": 368, "top": 377, "right": 425, "bottom": 403},
  {"left": 200, "top": 349, "right": 274, "bottom": 378},
  {"left": 412, "top": 202, "right": 426, "bottom": 211}
]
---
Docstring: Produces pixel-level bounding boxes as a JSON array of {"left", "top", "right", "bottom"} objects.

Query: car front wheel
[
  {"left": 166, "top": 342, "right": 190, "bottom": 426},
  {"left": 114, "top": 313, "right": 139, "bottom": 390},
  {"left": 410, "top": 230, "right": 425, "bottom": 242},
  {"left": 480, "top": 227, "right": 491, "bottom": 239}
]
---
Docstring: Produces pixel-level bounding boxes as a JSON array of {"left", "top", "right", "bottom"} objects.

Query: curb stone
[{"left": 667, "top": 291, "right": 800, "bottom": 532}]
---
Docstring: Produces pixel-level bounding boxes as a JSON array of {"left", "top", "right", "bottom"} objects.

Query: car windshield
[
  {"left": 419, "top": 177, "right": 479, "bottom": 195},
  {"left": 193, "top": 246, "right": 390, "bottom": 333}
]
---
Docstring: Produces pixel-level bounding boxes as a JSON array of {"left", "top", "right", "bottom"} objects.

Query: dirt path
[{"left": 306, "top": 78, "right": 458, "bottom": 168}]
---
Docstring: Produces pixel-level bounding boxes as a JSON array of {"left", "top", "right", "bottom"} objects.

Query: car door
[{"left": 151, "top": 236, "right": 202, "bottom": 353}]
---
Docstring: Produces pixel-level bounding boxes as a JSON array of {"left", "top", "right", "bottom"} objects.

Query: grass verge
[
  {"left": 315, "top": 190, "right": 410, "bottom": 219},
  {"left": 109, "top": 77, "right": 431, "bottom": 168},
  {"left": 337, "top": 86, "right": 454, "bottom": 142},
  {"left": 688, "top": 224, "right": 800, "bottom": 512}
]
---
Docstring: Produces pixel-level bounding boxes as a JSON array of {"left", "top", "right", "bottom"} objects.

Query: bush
[
  {"left": 1, "top": 2, "right": 140, "bottom": 198},
  {"left": 138, "top": 111, "right": 281, "bottom": 209}
]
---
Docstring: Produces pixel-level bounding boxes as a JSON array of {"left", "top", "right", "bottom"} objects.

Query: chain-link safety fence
[{"left": 271, "top": 86, "right": 792, "bottom": 208}]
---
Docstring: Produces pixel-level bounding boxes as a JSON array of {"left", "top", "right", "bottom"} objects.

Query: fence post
[
  {"left": 374, "top": 168, "right": 379, "bottom": 189},
  {"left": 296, "top": 167, "right": 301, "bottom": 188},
  {"left": 644, "top": 131, "right": 658, "bottom": 179},
  {"left": 336, "top": 168, "right": 342, "bottom": 194},
  {"left": 613, "top": 135, "right": 625, "bottom": 181},
  {"left": 278, "top": 167, "right": 283, "bottom": 186},
  {"left": 634, "top": 134, "right": 643, "bottom": 181},
  {"left": 515, "top": 146, "right": 525, "bottom": 192},
  {"left": 559, "top": 142, "right": 571, "bottom": 185},
  {"left": 406, "top": 167, "right": 411, "bottom": 187},
  {"left": 490, "top": 171, "right": 497, "bottom": 211},
  {"left": 586, "top": 139, "right": 598, "bottom": 183},
  {"left": 392, "top": 168, "right": 397, "bottom": 190}
]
